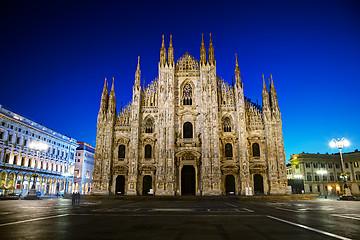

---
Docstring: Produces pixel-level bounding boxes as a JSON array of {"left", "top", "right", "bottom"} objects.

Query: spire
[
  {"left": 143, "top": 78, "right": 145, "bottom": 93},
  {"left": 120, "top": 101, "right": 123, "bottom": 112},
  {"left": 107, "top": 77, "right": 116, "bottom": 120},
  {"left": 262, "top": 74, "right": 270, "bottom": 115},
  {"left": 135, "top": 56, "right": 141, "bottom": 87},
  {"left": 99, "top": 78, "right": 109, "bottom": 116},
  {"left": 208, "top": 33, "right": 215, "bottom": 65},
  {"left": 269, "top": 74, "right": 279, "bottom": 111},
  {"left": 235, "top": 53, "right": 241, "bottom": 87},
  {"left": 200, "top": 33, "right": 206, "bottom": 65},
  {"left": 263, "top": 74, "right": 266, "bottom": 89},
  {"left": 111, "top": 77, "right": 115, "bottom": 93},
  {"left": 160, "top": 35, "right": 167, "bottom": 66},
  {"left": 168, "top": 35, "right": 174, "bottom": 65}
]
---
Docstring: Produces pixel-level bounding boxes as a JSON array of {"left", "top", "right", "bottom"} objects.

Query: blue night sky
[{"left": 1, "top": 0, "right": 359, "bottom": 161}]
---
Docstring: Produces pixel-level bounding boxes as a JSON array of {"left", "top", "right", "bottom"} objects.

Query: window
[
  {"left": 16, "top": 137, "right": 20, "bottom": 144},
  {"left": 314, "top": 175, "right": 319, "bottom": 181},
  {"left": 183, "top": 122, "right": 193, "bottom": 138},
  {"left": 335, "top": 163, "right": 340, "bottom": 169},
  {"left": 345, "top": 163, "right": 349, "bottom": 168},
  {"left": 328, "top": 163, "right": 333, "bottom": 168},
  {"left": 21, "top": 157, "right": 25, "bottom": 166},
  {"left": 320, "top": 163, "right": 325, "bottom": 168},
  {"left": 355, "top": 172, "right": 360, "bottom": 181},
  {"left": 305, "top": 163, "right": 310, "bottom": 168},
  {"left": 1, "top": 122, "right": 5, "bottom": 126},
  {"left": 329, "top": 174, "right": 334, "bottom": 181},
  {"left": 86, "top": 171, "right": 90, "bottom": 179},
  {"left": 118, "top": 145, "right": 125, "bottom": 159},
  {"left": 354, "top": 162, "right": 359, "bottom": 168},
  {"left": 225, "top": 143, "right": 233, "bottom": 157},
  {"left": 322, "top": 175, "right": 327, "bottom": 181},
  {"left": 0, "top": 131, "right": 3, "bottom": 139},
  {"left": 295, "top": 164, "right": 299, "bottom": 169},
  {"left": 24, "top": 139, "right": 27, "bottom": 146},
  {"left": 347, "top": 174, "right": 351, "bottom": 181},
  {"left": 313, "top": 163, "right": 318, "bottom": 168},
  {"left": 145, "top": 144, "right": 152, "bottom": 159},
  {"left": 307, "top": 175, "right": 312, "bottom": 181},
  {"left": 182, "top": 83, "right": 192, "bottom": 105},
  {"left": 309, "top": 186, "right": 312, "bottom": 192},
  {"left": 13, "top": 155, "right": 17, "bottom": 165},
  {"left": 8, "top": 134, "right": 12, "bottom": 142},
  {"left": 252, "top": 143, "right": 260, "bottom": 157},
  {"left": 145, "top": 118, "right": 154, "bottom": 133},
  {"left": 223, "top": 117, "right": 231, "bottom": 132}
]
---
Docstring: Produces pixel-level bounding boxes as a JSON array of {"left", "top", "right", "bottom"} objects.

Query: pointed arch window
[
  {"left": 252, "top": 143, "right": 260, "bottom": 157},
  {"left": 182, "top": 83, "right": 192, "bottom": 105},
  {"left": 118, "top": 145, "right": 125, "bottom": 159},
  {"left": 183, "top": 122, "right": 193, "bottom": 138},
  {"left": 225, "top": 143, "right": 233, "bottom": 157},
  {"left": 145, "top": 144, "right": 152, "bottom": 159},
  {"left": 223, "top": 117, "right": 231, "bottom": 132},
  {"left": 145, "top": 118, "right": 154, "bottom": 133}
]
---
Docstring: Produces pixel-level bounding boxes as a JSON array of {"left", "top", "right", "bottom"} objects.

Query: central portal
[{"left": 181, "top": 165, "right": 195, "bottom": 195}]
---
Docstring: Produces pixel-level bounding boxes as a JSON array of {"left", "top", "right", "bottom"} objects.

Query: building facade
[
  {"left": 74, "top": 142, "right": 95, "bottom": 195},
  {"left": 288, "top": 151, "right": 360, "bottom": 195},
  {"left": 92, "top": 35, "right": 288, "bottom": 196},
  {"left": 0, "top": 105, "right": 77, "bottom": 196}
]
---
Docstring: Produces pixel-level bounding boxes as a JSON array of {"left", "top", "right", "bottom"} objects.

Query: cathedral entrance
[
  {"left": 225, "top": 175, "right": 235, "bottom": 195},
  {"left": 142, "top": 175, "right": 152, "bottom": 195},
  {"left": 181, "top": 165, "right": 195, "bottom": 195},
  {"left": 115, "top": 175, "right": 125, "bottom": 195},
  {"left": 254, "top": 174, "right": 264, "bottom": 195}
]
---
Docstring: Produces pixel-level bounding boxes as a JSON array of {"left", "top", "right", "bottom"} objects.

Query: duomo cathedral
[{"left": 92, "top": 34, "right": 288, "bottom": 196}]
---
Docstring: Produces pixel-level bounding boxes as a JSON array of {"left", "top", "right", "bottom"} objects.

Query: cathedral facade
[{"left": 92, "top": 34, "right": 288, "bottom": 196}]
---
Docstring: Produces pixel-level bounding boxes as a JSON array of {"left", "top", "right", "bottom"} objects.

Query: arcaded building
[{"left": 92, "top": 35, "right": 288, "bottom": 196}]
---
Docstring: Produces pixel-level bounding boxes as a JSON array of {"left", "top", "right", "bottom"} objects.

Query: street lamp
[
  {"left": 24, "top": 141, "right": 48, "bottom": 200},
  {"left": 329, "top": 138, "right": 352, "bottom": 197}
]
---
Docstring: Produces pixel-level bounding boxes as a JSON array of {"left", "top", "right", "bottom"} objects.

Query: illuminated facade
[
  {"left": 288, "top": 151, "right": 360, "bottom": 195},
  {"left": 0, "top": 105, "right": 78, "bottom": 196},
  {"left": 74, "top": 142, "right": 95, "bottom": 194},
  {"left": 92, "top": 35, "right": 288, "bottom": 196}
]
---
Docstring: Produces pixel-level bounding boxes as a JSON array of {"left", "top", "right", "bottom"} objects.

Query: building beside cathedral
[{"left": 92, "top": 34, "right": 288, "bottom": 196}]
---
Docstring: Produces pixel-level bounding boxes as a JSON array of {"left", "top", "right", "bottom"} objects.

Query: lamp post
[
  {"left": 24, "top": 141, "right": 48, "bottom": 200},
  {"left": 329, "top": 138, "right": 352, "bottom": 197}
]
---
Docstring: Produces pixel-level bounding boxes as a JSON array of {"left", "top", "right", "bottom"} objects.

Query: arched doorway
[
  {"left": 254, "top": 174, "right": 264, "bottom": 195},
  {"left": 225, "top": 175, "right": 235, "bottom": 195},
  {"left": 181, "top": 165, "right": 195, "bottom": 195},
  {"left": 115, "top": 175, "right": 125, "bottom": 195},
  {"left": 142, "top": 175, "right": 152, "bottom": 195}
]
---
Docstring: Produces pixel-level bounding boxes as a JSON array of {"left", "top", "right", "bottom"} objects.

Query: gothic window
[
  {"left": 5, "top": 153, "right": 10, "bottom": 163},
  {"left": 145, "top": 144, "right": 152, "bottom": 159},
  {"left": 225, "top": 143, "right": 233, "bottom": 157},
  {"left": 183, "top": 122, "right": 193, "bottom": 138},
  {"left": 118, "top": 145, "right": 125, "bottom": 159},
  {"left": 182, "top": 83, "right": 192, "bottom": 105},
  {"left": 252, "top": 143, "right": 260, "bottom": 157},
  {"left": 145, "top": 118, "right": 154, "bottom": 133},
  {"left": 223, "top": 117, "right": 231, "bottom": 132}
]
